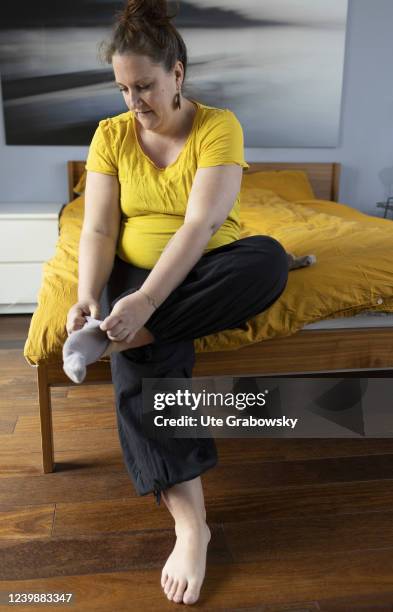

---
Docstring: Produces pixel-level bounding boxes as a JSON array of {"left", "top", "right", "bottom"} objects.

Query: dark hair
[{"left": 99, "top": 0, "right": 188, "bottom": 82}]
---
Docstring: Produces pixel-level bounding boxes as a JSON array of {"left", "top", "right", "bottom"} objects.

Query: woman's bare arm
[
  {"left": 139, "top": 164, "right": 243, "bottom": 307},
  {"left": 78, "top": 171, "right": 120, "bottom": 302}
]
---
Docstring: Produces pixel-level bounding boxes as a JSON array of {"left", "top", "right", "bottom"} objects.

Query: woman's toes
[
  {"left": 164, "top": 576, "right": 174, "bottom": 595},
  {"left": 167, "top": 580, "right": 178, "bottom": 601},
  {"left": 183, "top": 580, "right": 200, "bottom": 605},
  {"left": 161, "top": 570, "right": 168, "bottom": 589},
  {"left": 173, "top": 580, "right": 188, "bottom": 603}
]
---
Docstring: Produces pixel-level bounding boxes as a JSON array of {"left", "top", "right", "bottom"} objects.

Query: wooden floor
[{"left": 1, "top": 315, "right": 393, "bottom": 611}]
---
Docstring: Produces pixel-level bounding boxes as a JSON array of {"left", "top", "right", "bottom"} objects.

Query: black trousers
[{"left": 100, "top": 235, "right": 289, "bottom": 504}]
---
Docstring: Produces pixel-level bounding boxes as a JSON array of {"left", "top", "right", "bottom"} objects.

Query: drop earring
[{"left": 174, "top": 89, "right": 181, "bottom": 110}]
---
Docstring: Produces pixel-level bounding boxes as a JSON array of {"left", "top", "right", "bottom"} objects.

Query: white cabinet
[{"left": 0, "top": 203, "right": 62, "bottom": 314}]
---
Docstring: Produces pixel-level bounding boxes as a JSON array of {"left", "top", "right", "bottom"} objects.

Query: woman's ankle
[
  {"left": 175, "top": 519, "right": 210, "bottom": 539},
  {"left": 161, "top": 477, "right": 208, "bottom": 530}
]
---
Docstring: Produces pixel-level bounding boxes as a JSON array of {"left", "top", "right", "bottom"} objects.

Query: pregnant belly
[
  {"left": 117, "top": 214, "right": 240, "bottom": 269},
  {"left": 117, "top": 215, "right": 184, "bottom": 269}
]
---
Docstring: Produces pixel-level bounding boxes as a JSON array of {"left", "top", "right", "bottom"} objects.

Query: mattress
[{"left": 303, "top": 311, "right": 393, "bottom": 330}]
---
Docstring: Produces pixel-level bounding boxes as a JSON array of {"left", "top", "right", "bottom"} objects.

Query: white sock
[
  {"left": 288, "top": 253, "right": 317, "bottom": 270},
  {"left": 62, "top": 316, "right": 110, "bottom": 384}
]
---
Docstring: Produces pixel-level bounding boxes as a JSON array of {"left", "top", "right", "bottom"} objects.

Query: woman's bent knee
[{"left": 242, "top": 235, "right": 288, "bottom": 277}]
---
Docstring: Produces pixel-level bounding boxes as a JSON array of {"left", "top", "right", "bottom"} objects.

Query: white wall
[{"left": 1, "top": 0, "right": 392, "bottom": 216}]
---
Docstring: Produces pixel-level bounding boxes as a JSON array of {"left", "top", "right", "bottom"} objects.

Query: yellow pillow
[
  {"left": 240, "top": 170, "right": 315, "bottom": 202},
  {"left": 73, "top": 171, "right": 87, "bottom": 195}
]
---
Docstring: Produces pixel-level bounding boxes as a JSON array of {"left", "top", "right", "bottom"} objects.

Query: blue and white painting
[{"left": 0, "top": 0, "right": 348, "bottom": 146}]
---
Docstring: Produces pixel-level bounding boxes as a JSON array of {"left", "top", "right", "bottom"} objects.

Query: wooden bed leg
[{"left": 37, "top": 364, "right": 55, "bottom": 473}]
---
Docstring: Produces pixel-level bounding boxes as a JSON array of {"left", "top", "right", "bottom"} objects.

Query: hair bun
[{"left": 124, "top": 0, "right": 176, "bottom": 25}]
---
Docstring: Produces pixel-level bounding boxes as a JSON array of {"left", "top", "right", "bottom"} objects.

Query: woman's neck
[{"left": 139, "top": 98, "right": 197, "bottom": 142}]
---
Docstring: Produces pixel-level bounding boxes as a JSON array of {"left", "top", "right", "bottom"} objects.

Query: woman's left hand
[{"left": 99, "top": 291, "right": 156, "bottom": 343}]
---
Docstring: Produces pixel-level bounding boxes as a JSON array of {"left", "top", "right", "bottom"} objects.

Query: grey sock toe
[
  {"left": 63, "top": 353, "right": 86, "bottom": 384},
  {"left": 62, "top": 317, "right": 110, "bottom": 384},
  {"left": 289, "top": 254, "right": 317, "bottom": 270}
]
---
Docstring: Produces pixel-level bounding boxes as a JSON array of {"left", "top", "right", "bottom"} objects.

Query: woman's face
[{"left": 112, "top": 53, "right": 182, "bottom": 130}]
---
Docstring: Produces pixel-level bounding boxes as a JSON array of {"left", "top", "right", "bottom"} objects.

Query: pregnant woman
[{"left": 63, "top": 0, "right": 290, "bottom": 605}]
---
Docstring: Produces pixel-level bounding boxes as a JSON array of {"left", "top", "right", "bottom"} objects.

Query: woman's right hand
[{"left": 66, "top": 299, "right": 101, "bottom": 336}]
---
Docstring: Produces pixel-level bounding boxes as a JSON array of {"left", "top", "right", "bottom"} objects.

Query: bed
[{"left": 24, "top": 161, "right": 393, "bottom": 473}]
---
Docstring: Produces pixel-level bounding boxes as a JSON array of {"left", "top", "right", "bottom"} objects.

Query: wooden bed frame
[{"left": 36, "top": 161, "right": 393, "bottom": 474}]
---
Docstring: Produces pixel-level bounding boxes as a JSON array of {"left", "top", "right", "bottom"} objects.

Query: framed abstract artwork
[{"left": 0, "top": 0, "right": 348, "bottom": 146}]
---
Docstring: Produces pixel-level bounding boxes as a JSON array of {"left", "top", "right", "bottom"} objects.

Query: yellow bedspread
[{"left": 23, "top": 188, "right": 393, "bottom": 366}]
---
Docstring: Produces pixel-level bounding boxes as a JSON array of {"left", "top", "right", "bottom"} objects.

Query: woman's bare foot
[
  {"left": 162, "top": 522, "right": 211, "bottom": 605},
  {"left": 159, "top": 477, "right": 210, "bottom": 605}
]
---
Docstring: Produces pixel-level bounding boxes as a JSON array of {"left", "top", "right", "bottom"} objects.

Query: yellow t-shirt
[{"left": 85, "top": 98, "right": 249, "bottom": 269}]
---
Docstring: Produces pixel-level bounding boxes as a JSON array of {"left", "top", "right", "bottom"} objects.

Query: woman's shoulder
[
  {"left": 196, "top": 100, "right": 231, "bottom": 119},
  {"left": 194, "top": 102, "right": 243, "bottom": 144},
  {"left": 195, "top": 101, "right": 241, "bottom": 131},
  {"left": 95, "top": 111, "right": 132, "bottom": 139}
]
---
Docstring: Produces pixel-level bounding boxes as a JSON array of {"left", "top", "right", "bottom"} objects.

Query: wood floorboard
[
  {"left": 1, "top": 453, "right": 393, "bottom": 508},
  {"left": 1, "top": 478, "right": 393, "bottom": 534},
  {"left": 0, "top": 524, "right": 231, "bottom": 581},
  {"left": 205, "top": 479, "right": 393, "bottom": 523},
  {"left": 4, "top": 432, "right": 393, "bottom": 483},
  {"left": 216, "top": 437, "right": 393, "bottom": 462},
  {"left": 1, "top": 316, "right": 393, "bottom": 610},
  {"left": 1, "top": 551, "right": 393, "bottom": 610},
  {"left": 222, "top": 511, "right": 393, "bottom": 561}
]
